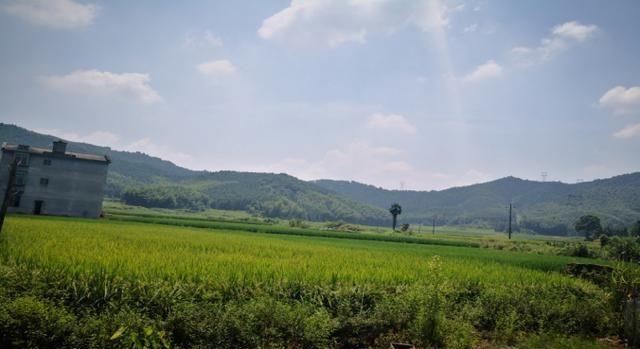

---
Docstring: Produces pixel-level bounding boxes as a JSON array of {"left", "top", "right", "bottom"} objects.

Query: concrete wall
[{"left": 0, "top": 150, "right": 109, "bottom": 218}]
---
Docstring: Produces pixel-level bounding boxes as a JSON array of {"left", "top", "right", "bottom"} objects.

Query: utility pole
[
  {"left": 508, "top": 203, "right": 513, "bottom": 240},
  {"left": 432, "top": 215, "right": 436, "bottom": 234},
  {"left": 0, "top": 159, "right": 20, "bottom": 233}
]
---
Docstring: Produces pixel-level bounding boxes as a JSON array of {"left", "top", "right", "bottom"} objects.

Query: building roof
[{"left": 2, "top": 143, "right": 110, "bottom": 163}]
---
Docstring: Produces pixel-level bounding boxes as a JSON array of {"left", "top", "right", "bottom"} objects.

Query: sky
[{"left": 0, "top": 0, "right": 639, "bottom": 190}]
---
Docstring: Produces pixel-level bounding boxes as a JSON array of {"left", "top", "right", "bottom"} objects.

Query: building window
[
  {"left": 15, "top": 176, "right": 25, "bottom": 186},
  {"left": 43, "top": 159, "right": 52, "bottom": 166},
  {"left": 15, "top": 154, "right": 29, "bottom": 167},
  {"left": 40, "top": 178, "right": 49, "bottom": 187},
  {"left": 11, "top": 194, "right": 21, "bottom": 207}
]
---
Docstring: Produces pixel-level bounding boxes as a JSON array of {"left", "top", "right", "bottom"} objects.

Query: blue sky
[{"left": 1, "top": 0, "right": 639, "bottom": 190}]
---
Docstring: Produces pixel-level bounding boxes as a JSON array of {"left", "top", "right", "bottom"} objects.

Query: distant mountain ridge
[
  {"left": 2, "top": 123, "right": 639, "bottom": 234},
  {"left": 314, "top": 174, "right": 640, "bottom": 233}
]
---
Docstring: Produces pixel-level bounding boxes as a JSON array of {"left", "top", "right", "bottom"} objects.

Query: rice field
[{"left": 0, "top": 215, "right": 625, "bottom": 348}]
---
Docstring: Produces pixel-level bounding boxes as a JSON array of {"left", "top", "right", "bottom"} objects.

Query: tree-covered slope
[
  {"left": 314, "top": 174, "right": 640, "bottom": 233},
  {"left": 0, "top": 123, "right": 387, "bottom": 224}
]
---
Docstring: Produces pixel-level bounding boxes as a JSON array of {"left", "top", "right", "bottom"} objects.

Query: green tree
[
  {"left": 630, "top": 220, "right": 640, "bottom": 237},
  {"left": 575, "top": 215, "right": 602, "bottom": 240},
  {"left": 389, "top": 203, "right": 402, "bottom": 231}
]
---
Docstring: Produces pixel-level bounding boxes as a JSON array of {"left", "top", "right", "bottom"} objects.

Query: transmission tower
[{"left": 541, "top": 172, "right": 548, "bottom": 182}]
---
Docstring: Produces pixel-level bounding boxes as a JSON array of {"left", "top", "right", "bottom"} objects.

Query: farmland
[{"left": 0, "top": 212, "right": 630, "bottom": 349}]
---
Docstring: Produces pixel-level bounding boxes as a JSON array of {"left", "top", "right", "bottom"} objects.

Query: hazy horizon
[{"left": 1, "top": 0, "right": 639, "bottom": 190}]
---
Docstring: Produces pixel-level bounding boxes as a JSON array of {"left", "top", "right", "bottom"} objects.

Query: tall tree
[
  {"left": 574, "top": 215, "right": 602, "bottom": 240},
  {"left": 389, "top": 203, "right": 402, "bottom": 231}
]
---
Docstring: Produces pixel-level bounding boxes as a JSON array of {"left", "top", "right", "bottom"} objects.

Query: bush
[
  {"left": 559, "top": 243, "right": 594, "bottom": 258},
  {"left": 606, "top": 237, "right": 640, "bottom": 262},
  {"left": 0, "top": 296, "right": 76, "bottom": 349}
]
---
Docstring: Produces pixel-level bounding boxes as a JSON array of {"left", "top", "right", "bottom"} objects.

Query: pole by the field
[
  {"left": 432, "top": 215, "right": 436, "bottom": 234},
  {"left": 0, "top": 159, "right": 19, "bottom": 233},
  {"left": 508, "top": 203, "right": 512, "bottom": 240}
]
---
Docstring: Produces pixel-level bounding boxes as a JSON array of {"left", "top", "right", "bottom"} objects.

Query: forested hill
[
  {"left": 2, "top": 123, "right": 639, "bottom": 233},
  {"left": 314, "top": 174, "right": 640, "bottom": 234},
  {"left": 0, "top": 123, "right": 388, "bottom": 225}
]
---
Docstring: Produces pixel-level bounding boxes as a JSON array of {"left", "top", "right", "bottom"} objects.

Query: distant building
[{"left": 0, "top": 140, "right": 110, "bottom": 218}]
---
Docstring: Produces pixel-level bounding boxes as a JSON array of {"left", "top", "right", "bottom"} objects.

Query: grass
[{"left": 0, "top": 214, "right": 625, "bottom": 348}]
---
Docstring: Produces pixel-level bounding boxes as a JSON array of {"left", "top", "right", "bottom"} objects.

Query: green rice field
[{"left": 0, "top": 214, "right": 628, "bottom": 348}]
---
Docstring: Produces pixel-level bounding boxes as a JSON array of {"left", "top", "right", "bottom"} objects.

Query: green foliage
[
  {"left": 315, "top": 176, "right": 640, "bottom": 235},
  {"left": 322, "top": 221, "right": 362, "bottom": 232},
  {"left": 605, "top": 237, "right": 640, "bottom": 262},
  {"left": 0, "top": 296, "right": 75, "bottom": 348},
  {"left": 575, "top": 215, "right": 603, "bottom": 240},
  {"left": 288, "top": 218, "right": 309, "bottom": 228},
  {"left": 122, "top": 185, "right": 211, "bottom": 210},
  {"left": 560, "top": 243, "right": 595, "bottom": 258},
  {"left": 599, "top": 234, "right": 610, "bottom": 247},
  {"left": 107, "top": 213, "right": 480, "bottom": 248},
  {"left": 631, "top": 220, "right": 640, "bottom": 237}
]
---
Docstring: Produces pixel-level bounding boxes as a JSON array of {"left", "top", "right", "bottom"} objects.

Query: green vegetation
[
  {"left": 315, "top": 176, "right": 640, "bottom": 235},
  {"left": 2, "top": 123, "right": 639, "bottom": 236},
  {"left": 576, "top": 215, "right": 603, "bottom": 240},
  {"left": 389, "top": 203, "right": 402, "bottom": 231},
  {"left": 0, "top": 214, "right": 631, "bottom": 348}
]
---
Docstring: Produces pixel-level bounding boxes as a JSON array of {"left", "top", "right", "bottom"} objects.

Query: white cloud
[
  {"left": 266, "top": 140, "right": 416, "bottom": 188},
  {"left": 124, "top": 138, "right": 194, "bottom": 167},
  {"left": 258, "top": 0, "right": 456, "bottom": 48},
  {"left": 196, "top": 59, "right": 236, "bottom": 76},
  {"left": 613, "top": 123, "right": 640, "bottom": 139},
  {"left": 33, "top": 128, "right": 120, "bottom": 147},
  {"left": 41, "top": 70, "right": 162, "bottom": 104},
  {"left": 463, "top": 60, "right": 502, "bottom": 82},
  {"left": 463, "top": 24, "right": 477, "bottom": 33},
  {"left": 2, "top": 0, "right": 98, "bottom": 28},
  {"left": 265, "top": 140, "right": 496, "bottom": 190},
  {"left": 367, "top": 113, "right": 417, "bottom": 134},
  {"left": 511, "top": 21, "right": 598, "bottom": 65},
  {"left": 552, "top": 21, "right": 598, "bottom": 42},
  {"left": 184, "top": 30, "right": 223, "bottom": 48},
  {"left": 599, "top": 86, "right": 640, "bottom": 115}
]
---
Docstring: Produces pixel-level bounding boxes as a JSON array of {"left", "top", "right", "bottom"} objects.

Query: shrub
[
  {"left": 606, "top": 237, "right": 640, "bottom": 262},
  {"left": 0, "top": 296, "right": 76, "bottom": 349},
  {"left": 559, "top": 243, "right": 594, "bottom": 258}
]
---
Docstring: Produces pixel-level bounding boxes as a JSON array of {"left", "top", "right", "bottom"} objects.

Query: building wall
[{"left": 0, "top": 150, "right": 109, "bottom": 218}]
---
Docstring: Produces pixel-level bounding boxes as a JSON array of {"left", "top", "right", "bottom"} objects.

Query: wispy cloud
[
  {"left": 463, "top": 24, "right": 477, "bottom": 33},
  {"left": 2, "top": 0, "right": 98, "bottom": 28},
  {"left": 41, "top": 70, "right": 162, "bottom": 104},
  {"left": 367, "top": 113, "right": 417, "bottom": 134},
  {"left": 184, "top": 30, "right": 223, "bottom": 48},
  {"left": 511, "top": 21, "right": 598, "bottom": 66},
  {"left": 33, "top": 128, "right": 120, "bottom": 147},
  {"left": 599, "top": 86, "right": 640, "bottom": 115},
  {"left": 463, "top": 60, "right": 502, "bottom": 82},
  {"left": 196, "top": 59, "right": 236, "bottom": 76},
  {"left": 258, "top": 0, "right": 456, "bottom": 48},
  {"left": 613, "top": 123, "right": 640, "bottom": 139}
]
